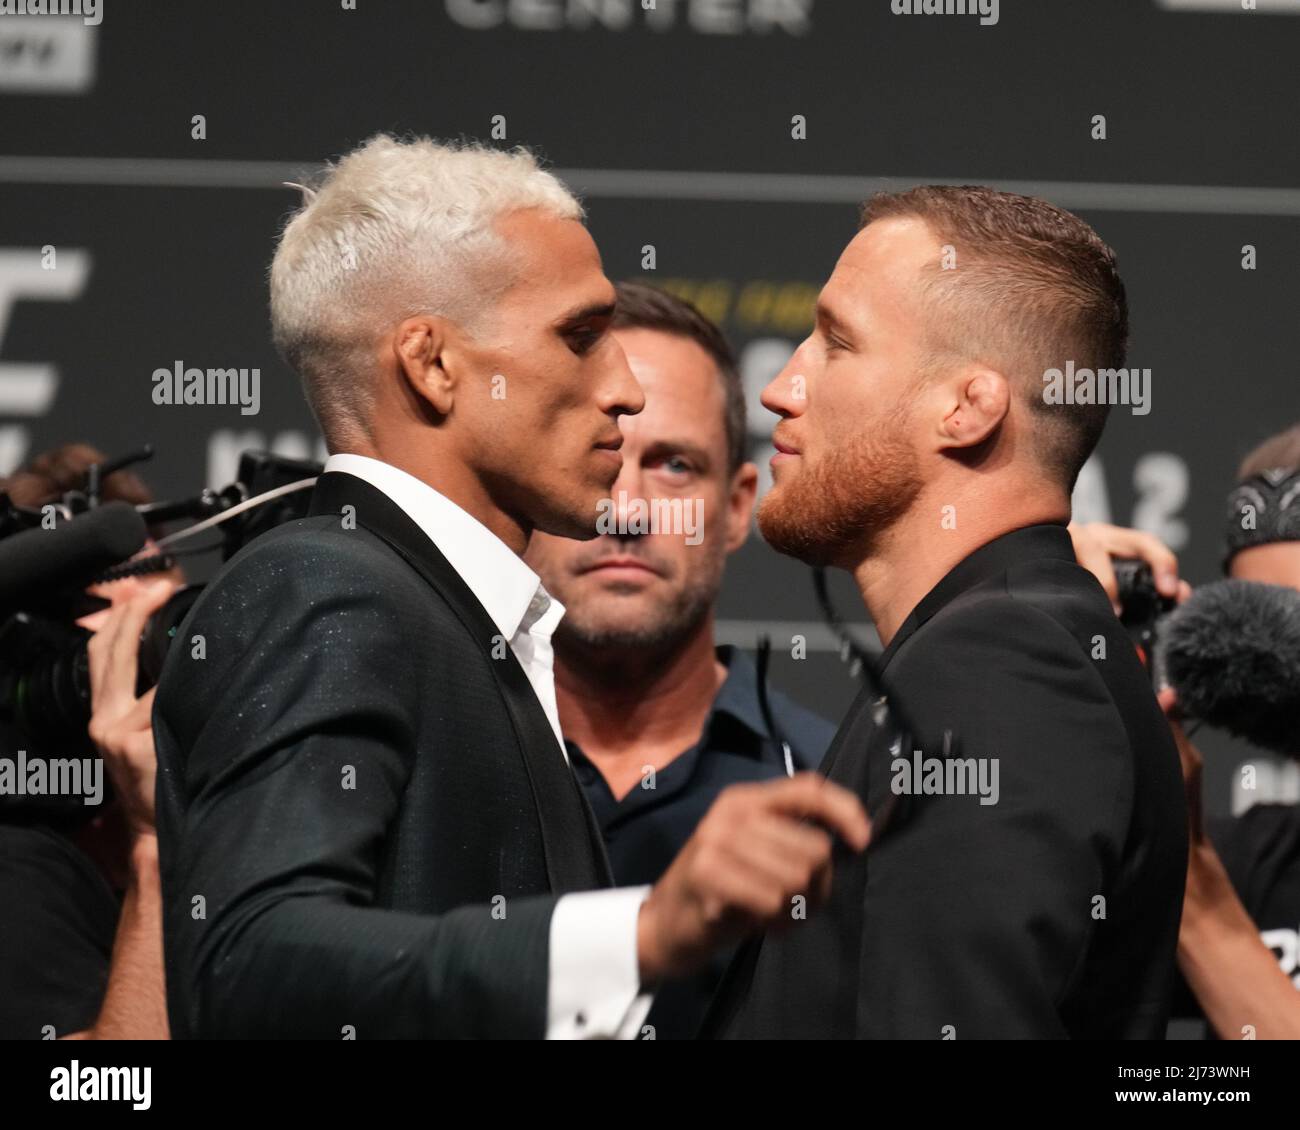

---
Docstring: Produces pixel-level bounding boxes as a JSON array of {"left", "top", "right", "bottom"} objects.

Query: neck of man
[
  {"left": 553, "top": 610, "right": 727, "bottom": 800},
  {"left": 345, "top": 432, "right": 530, "bottom": 554},
  {"left": 852, "top": 475, "right": 1070, "bottom": 648}
]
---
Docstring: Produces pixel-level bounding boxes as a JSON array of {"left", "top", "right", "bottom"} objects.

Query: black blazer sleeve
[
  {"left": 153, "top": 531, "right": 557, "bottom": 1039},
  {"left": 859, "top": 598, "right": 1133, "bottom": 1038}
]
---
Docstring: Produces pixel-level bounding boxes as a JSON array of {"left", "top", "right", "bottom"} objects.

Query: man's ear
[
  {"left": 393, "top": 315, "right": 457, "bottom": 416},
  {"left": 725, "top": 461, "right": 759, "bottom": 553},
  {"left": 937, "top": 366, "right": 1010, "bottom": 452}
]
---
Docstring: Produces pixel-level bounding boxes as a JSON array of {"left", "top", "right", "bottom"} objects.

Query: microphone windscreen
[
  {"left": 1161, "top": 579, "right": 1300, "bottom": 757},
  {"left": 0, "top": 501, "right": 148, "bottom": 606}
]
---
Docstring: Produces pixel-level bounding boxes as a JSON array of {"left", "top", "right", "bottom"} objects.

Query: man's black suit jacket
[
  {"left": 705, "top": 524, "right": 1188, "bottom": 1039},
  {"left": 154, "top": 471, "right": 612, "bottom": 1039}
]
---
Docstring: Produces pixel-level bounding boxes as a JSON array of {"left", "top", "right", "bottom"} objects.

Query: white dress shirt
[{"left": 323, "top": 454, "right": 651, "bottom": 1039}]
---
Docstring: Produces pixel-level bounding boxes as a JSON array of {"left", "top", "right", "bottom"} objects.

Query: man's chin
[
  {"left": 757, "top": 490, "right": 842, "bottom": 568},
  {"left": 559, "top": 599, "right": 697, "bottom": 655},
  {"left": 539, "top": 516, "right": 600, "bottom": 541},
  {"left": 532, "top": 490, "right": 607, "bottom": 541}
]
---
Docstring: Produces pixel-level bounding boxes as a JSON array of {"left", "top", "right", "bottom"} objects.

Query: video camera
[{"left": 0, "top": 449, "right": 321, "bottom": 800}]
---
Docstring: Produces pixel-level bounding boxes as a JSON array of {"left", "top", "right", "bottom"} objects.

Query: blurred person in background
[
  {"left": 524, "top": 282, "right": 835, "bottom": 1038},
  {"left": 1167, "top": 423, "right": 1300, "bottom": 1039},
  {"left": 0, "top": 444, "right": 177, "bottom": 1039}
]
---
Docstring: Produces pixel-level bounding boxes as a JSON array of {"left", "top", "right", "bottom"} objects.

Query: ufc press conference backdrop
[{"left": 1, "top": 0, "right": 1296, "bottom": 812}]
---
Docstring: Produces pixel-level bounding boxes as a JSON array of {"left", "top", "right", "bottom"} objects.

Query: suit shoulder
[
  {"left": 201, "top": 516, "right": 427, "bottom": 606},
  {"left": 886, "top": 572, "right": 1133, "bottom": 765},
  {"left": 224, "top": 514, "right": 408, "bottom": 573},
  {"left": 1007, "top": 554, "right": 1121, "bottom": 636},
  {"left": 899, "top": 568, "right": 1112, "bottom": 678},
  {"left": 168, "top": 519, "right": 444, "bottom": 677}
]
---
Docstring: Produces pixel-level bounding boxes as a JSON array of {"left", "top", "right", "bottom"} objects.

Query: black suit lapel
[
  {"left": 308, "top": 471, "right": 611, "bottom": 892},
  {"left": 704, "top": 680, "right": 917, "bottom": 1038}
]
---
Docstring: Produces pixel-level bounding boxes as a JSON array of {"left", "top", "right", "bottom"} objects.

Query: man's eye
[
  {"left": 567, "top": 327, "right": 602, "bottom": 355},
  {"left": 662, "top": 456, "right": 692, "bottom": 475},
  {"left": 826, "top": 335, "right": 846, "bottom": 352}
]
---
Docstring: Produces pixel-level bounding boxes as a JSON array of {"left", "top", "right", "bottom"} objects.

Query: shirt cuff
[{"left": 546, "top": 885, "right": 654, "bottom": 1040}]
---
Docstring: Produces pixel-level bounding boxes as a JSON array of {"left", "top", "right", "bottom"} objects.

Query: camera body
[
  {"left": 1114, "top": 558, "right": 1178, "bottom": 681},
  {"left": 0, "top": 450, "right": 320, "bottom": 820}
]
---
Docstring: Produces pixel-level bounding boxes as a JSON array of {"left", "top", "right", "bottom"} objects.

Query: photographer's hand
[
  {"left": 86, "top": 577, "right": 177, "bottom": 839},
  {"left": 60, "top": 577, "right": 178, "bottom": 1041},
  {"left": 1068, "top": 521, "right": 1192, "bottom": 616}
]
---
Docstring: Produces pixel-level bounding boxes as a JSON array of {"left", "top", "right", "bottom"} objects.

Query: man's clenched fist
[{"left": 635, "top": 772, "right": 870, "bottom": 983}]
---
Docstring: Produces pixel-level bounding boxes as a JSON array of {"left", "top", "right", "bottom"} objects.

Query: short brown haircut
[
  {"left": 860, "top": 185, "right": 1128, "bottom": 490},
  {"left": 1238, "top": 423, "right": 1300, "bottom": 481},
  {"left": 613, "top": 280, "right": 747, "bottom": 474}
]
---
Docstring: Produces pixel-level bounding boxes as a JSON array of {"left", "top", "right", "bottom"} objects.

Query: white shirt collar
[{"left": 322, "top": 453, "right": 563, "bottom": 643}]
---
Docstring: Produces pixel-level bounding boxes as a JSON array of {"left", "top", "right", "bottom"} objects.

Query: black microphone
[
  {"left": 0, "top": 501, "right": 148, "bottom": 607},
  {"left": 1160, "top": 579, "right": 1300, "bottom": 757}
]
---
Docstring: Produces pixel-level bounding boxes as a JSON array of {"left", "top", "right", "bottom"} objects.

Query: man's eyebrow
[
  {"left": 643, "top": 439, "right": 713, "bottom": 468},
  {"left": 553, "top": 300, "right": 616, "bottom": 328},
  {"left": 815, "top": 300, "right": 850, "bottom": 335}
]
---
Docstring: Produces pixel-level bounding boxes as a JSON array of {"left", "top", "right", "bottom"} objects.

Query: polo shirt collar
[{"left": 709, "top": 645, "right": 772, "bottom": 742}]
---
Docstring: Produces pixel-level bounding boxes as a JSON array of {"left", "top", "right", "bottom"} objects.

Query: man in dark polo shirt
[
  {"left": 568, "top": 644, "right": 834, "bottom": 1039},
  {"left": 572, "top": 643, "right": 834, "bottom": 890},
  {"left": 525, "top": 282, "right": 836, "bottom": 1038}
]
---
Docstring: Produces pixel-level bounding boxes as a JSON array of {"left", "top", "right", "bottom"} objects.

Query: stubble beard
[
  {"left": 758, "top": 417, "right": 923, "bottom": 568},
  {"left": 555, "top": 549, "right": 724, "bottom": 659}
]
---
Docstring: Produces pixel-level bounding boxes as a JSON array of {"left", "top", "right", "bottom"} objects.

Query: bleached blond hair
[{"left": 269, "top": 134, "right": 583, "bottom": 447}]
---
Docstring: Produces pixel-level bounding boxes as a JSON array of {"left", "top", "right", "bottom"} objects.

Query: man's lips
[
  {"left": 594, "top": 434, "right": 623, "bottom": 467},
  {"left": 580, "top": 556, "right": 659, "bottom": 577},
  {"left": 771, "top": 435, "right": 801, "bottom": 468},
  {"left": 769, "top": 426, "right": 800, "bottom": 455}
]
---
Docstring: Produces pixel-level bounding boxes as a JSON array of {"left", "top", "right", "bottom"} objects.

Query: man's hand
[
  {"left": 1068, "top": 521, "right": 1192, "bottom": 616},
  {"left": 636, "top": 772, "right": 869, "bottom": 983},
  {"left": 86, "top": 578, "right": 177, "bottom": 840},
  {"left": 1159, "top": 686, "right": 1234, "bottom": 920},
  {"left": 1158, "top": 685, "right": 1205, "bottom": 846},
  {"left": 1159, "top": 684, "right": 1236, "bottom": 923},
  {"left": 1159, "top": 687, "right": 1300, "bottom": 1039}
]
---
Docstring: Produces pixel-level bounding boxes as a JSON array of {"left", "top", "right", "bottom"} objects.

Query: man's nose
[
  {"left": 610, "top": 461, "right": 646, "bottom": 529},
  {"left": 762, "top": 351, "right": 810, "bottom": 419},
  {"left": 599, "top": 338, "right": 645, "bottom": 419}
]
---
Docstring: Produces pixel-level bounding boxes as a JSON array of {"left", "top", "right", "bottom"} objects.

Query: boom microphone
[
  {"left": 1160, "top": 579, "right": 1300, "bottom": 757},
  {"left": 0, "top": 501, "right": 147, "bottom": 607}
]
